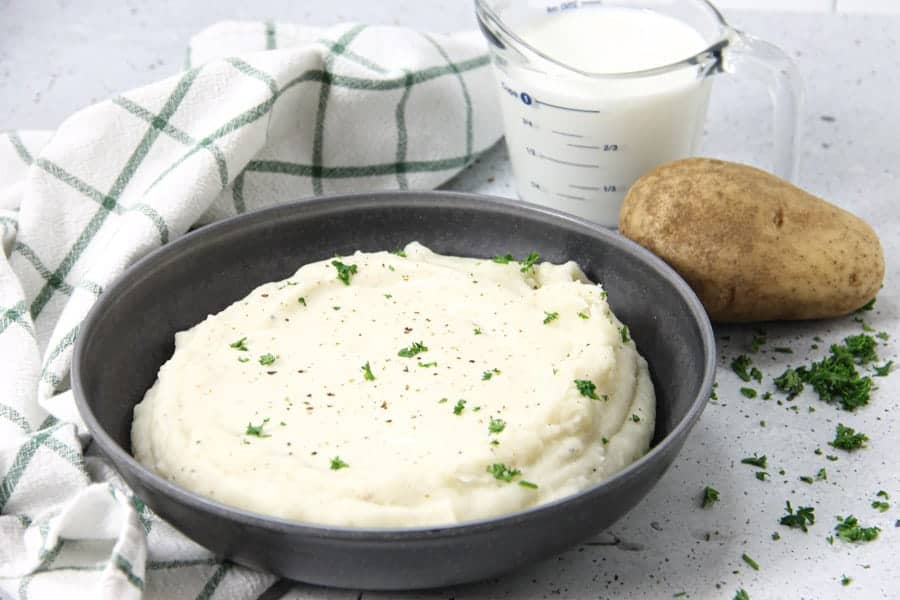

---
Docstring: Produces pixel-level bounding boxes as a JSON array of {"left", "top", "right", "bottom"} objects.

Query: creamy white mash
[{"left": 132, "top": 243, "right": 655, "bottom": 528}]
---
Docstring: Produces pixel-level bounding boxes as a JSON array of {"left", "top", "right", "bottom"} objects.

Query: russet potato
[{"left": 618, "top": 158, "right": 884, "bottom": 323}]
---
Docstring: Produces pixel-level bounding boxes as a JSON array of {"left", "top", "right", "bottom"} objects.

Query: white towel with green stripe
[{"left": 0, "top": 21, "right": 501, "bottom": 599}]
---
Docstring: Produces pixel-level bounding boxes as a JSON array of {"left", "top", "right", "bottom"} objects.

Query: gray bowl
[{"left": 73, "top": 191, "right": 714, "bottom": 590}]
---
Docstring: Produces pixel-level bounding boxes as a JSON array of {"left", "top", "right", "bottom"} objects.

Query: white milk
[{"left": 493, "top": 7, "right": 712, "bottom": 226}]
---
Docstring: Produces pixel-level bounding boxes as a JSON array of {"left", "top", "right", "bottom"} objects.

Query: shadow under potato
[{"left": 73, "top": 191, "right": 715, "bottom": 590}]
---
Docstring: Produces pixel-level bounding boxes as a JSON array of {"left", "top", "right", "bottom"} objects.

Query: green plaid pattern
[{"left": 0, "top": 21, "right": 501, "bottom": 599}]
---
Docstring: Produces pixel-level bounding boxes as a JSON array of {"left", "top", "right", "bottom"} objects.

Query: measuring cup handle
[{"left": 722, "top": 30, "right": 804, "bottom": 182}]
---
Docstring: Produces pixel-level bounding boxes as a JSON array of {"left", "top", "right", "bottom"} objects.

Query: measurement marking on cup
[
  {"left": 567, "top": 143, "right": 600, "bottom": 150},
  {"left": 569, "top": 184, "right": 600, "bottom": 191},
  {"left": 535, "top": 99, "right": 602, "bottom": 114},
  {"left": 557, "top": 193, "right": 586, "bottom": 201},
  {"left": 551, "top": 130, "right": 584, "bottom": 138},
  {"left": 537, "top": 153, "right": 598, "bottom": 169}
]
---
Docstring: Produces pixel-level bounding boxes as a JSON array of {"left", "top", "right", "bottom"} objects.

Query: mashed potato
[{"left": 132, "top": 243, "right": 655, "bottom": 527}]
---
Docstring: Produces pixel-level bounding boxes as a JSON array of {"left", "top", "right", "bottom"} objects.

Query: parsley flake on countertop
[
  {"left": 482, "top": 368, "right": 501, "bottom": 380},
  {"left": 245, "top": 418, "right": 270, "bottom": 438},
  {"left": 734, "top": 589, "right": 749, "bottom": 600},
  {"left": 741, "top": 553, "right": 760, "bottom": 571},
  {"left": 755, "top": 472, "right": 769, "bottom": 481},
  {"left": 574, "top": 379, "right": 600, "bottom": 400},
  {"left": 330, "top": 456, "right": 349, "bottom": 470},
  {"left": 740, "top": 387, "right": 757, "bottom": 399},
  {"left": 841, "top": 575, "right": 852, "bottom": 586},
  {"left": 453, "top": 399, "right": 467, "bottom": 415},
  {"left": 835, "top": 515, "right": 880, "bottom": 542},
  {"left": 741, "top": 454, "right": 768, "bottom": 469},
  {"left": 331, "top": 260, "right": 358, "bottom": 285},
  {"left": 543, "top": 311, "right": 559, "bottom": 324},
  {"left": 874, "top": 360, "right": 893, "bottom": 376},
  {"left": 872, "top": 499, "right": 890, "bottom": 512},
  {"left": 830, "top": 423, "right": 868, "bottom": 451},
  {"left": 487, "top": 463, "right": 521, "bottom": 482},
  {"left": 361, "top": 361, "right": 375, "bottom": 381},
  {"left": 519, "top": 251, "right": 540, "bottom": 272},
  {"left": 229, "top": 337, "right": 249, "bottom": 351},
  {"left": 780, "top": 501, "right": 815, "bottom": 532},
  {"left": 701, "top": 486, "right": 719, "bottom": 508},
  {"left": 258, "top": 353, "right": 276, "bottom": 366},
  {"left": 731, "top": 355, "right": 755, "bottom": 382},
  {"left": 774, "top": 368, "right": 803, "bottom": 398},
  {"left": 398, "top": 341, "right": 428, "bottom": 358},
  {"left": 492, "top": 253, "right": 514, "bottom": 264},
  {"left": 488, "top": 417, "right": 506, "bottom": 434}
]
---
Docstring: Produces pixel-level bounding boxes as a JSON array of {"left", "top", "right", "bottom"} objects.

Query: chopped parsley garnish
[
  {"left": 755, "top": 472, "right": 769, "bottom": 481},
  {"left": 258, "top": 353, "right": 276, "bottom": 366},
  {"left": 858, "top": 298, "right": 876, "bottom": 311},
  {"left": 817, "top": 468, "right": 828, "bottom": 480},
  {"left": 731, "top": 355, "right": 754, "bottom": 382},
  {"left": 619, "top": 325, "right": 630, "bottom": 343},
  {"left": 391, "top": 248, "right": 407, "bottom": 257},
  {"left": 800, "top": 476, "right": 814, "bottom": 484},
  {"left": 780, "top": 501, "right": 815, "bottom": 532},
  {"left": 751, "top": 334, "right": 766, "bottom": 353},
  {"left": 245, "top": 418, "right": 270, "bottom": 438},
  {"left": 398, "top": 341, "right": 428, "bottom": 358},
  {"left": 741, "top": 553, "right": 759, "bottom": 571},
  {"left": 774, "top": 368, "right": 804, "bottom": 398},
  {"left": 577, "top": 311, "right": 589, "bottom": 319},
  {"left": 519, "top": 251, "right": 540, "bottom": 272},
  {"left": 418, "top": 361, "right": 438, "bottom": 368},
  {"left": 781, "top": 336, "right": 879, "bottom": 410},
  {"left": 841, "top": 575, "right": 852, "bottom": 586},
  {"left": 331, "top": 260, "right": 358, "bottom": 285},
  {"left": 874, "top": 360, "right": 893, "bottom": 376},
  {"left": 482, "top": 368, "right": 501, "bottom": 380},
  {"left": 298, "top": 297, "right": 307, "bottom": 306},
  {"left": 701, "top": 486, "right": 720, "bottom": 508},
  {"left": 543, "top": 311, "right": 559, "bottom": 324},
  {"left": 835, "top": 515, "right": 880, "bottom": 542},
  {"left": 488, "top": 417, "right": 506, "bottom": 434},
  {"left": 872, "top": 500, "right": 890, "bottom": 512},
  {"left": 574, "top": 379, "right": 600, "bottom": 400},
  {"left": 229, "top": 337, "right": 249, "bottom": 351},
  {"left": 740, "top": 387, "right": 757, "bottom": 399},
  {"left": 518, "top": 480, "right": 539, "bottom": 489},
  {"left": 361, "top": 361, "right": 375, "bottom": 381},
  {"left": 384, "top": 294, "right": 392, "bottom": 299},
  {"left": 877, "top": 490, "right": 889, "bottom": 499},
  {"left": 734, "top": 589, "right": 749, "bottom": 600},
  {"left": 631, "top": 413, "right": 641, "bottom": 422},
  {"left": 453, "top": 399, "right": 467, "bottom": 415},
  {"left": 487, "top": 463, "right": 521, "bottom": 482},
  {"left": 330, "top": 456, "right": 349, "bottom": 470},
  {"left": 741, "top": 454, "right": 768, "bottom": 469},
  {"left": 492, "top": 253, "right": 514, "bottom": 264},
  {"left": 771, "top": 532, "right": 781, "bottom": 540},
  {"left": 438, "top": 398, "right": 448, "bottom": 404},
  {"left": 830, "top": 423, "right": 868, "bottom": 451},
  {"left": 473, "top": 327, "right": 482, "bottom": 335},
  {"left": 237, "top": 356, "right": 250, "bottom": 363}
]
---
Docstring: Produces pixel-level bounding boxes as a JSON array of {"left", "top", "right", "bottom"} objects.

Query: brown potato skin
[{"left": 619, "top": 158, "right": 885, "bottom": 323}]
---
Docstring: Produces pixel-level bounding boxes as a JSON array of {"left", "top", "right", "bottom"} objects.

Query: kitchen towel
[{"left": 0, "top": 21, "right": 502, "bottom": 599}]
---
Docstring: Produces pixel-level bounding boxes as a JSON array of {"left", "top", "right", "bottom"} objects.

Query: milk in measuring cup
[{"left": 494, "top": 7, "right": 712, "bottom": 226}]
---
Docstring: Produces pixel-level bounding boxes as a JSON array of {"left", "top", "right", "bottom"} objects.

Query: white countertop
[{"left": 3, "top": 2, "right": 898, "bottom": 599}]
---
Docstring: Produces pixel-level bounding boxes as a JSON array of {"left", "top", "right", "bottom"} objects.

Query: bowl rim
[{"left": 72, "top": 190, "right": 715, "bottom": 540}]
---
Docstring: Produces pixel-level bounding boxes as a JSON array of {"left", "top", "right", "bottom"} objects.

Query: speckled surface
[{"left": 3, "top": 2, "right": 898, "bottom": 599}]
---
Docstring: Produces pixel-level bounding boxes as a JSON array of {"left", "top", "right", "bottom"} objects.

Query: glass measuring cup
[{"left": 475, "top": 0, "right": 802, "bottom": 227}]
